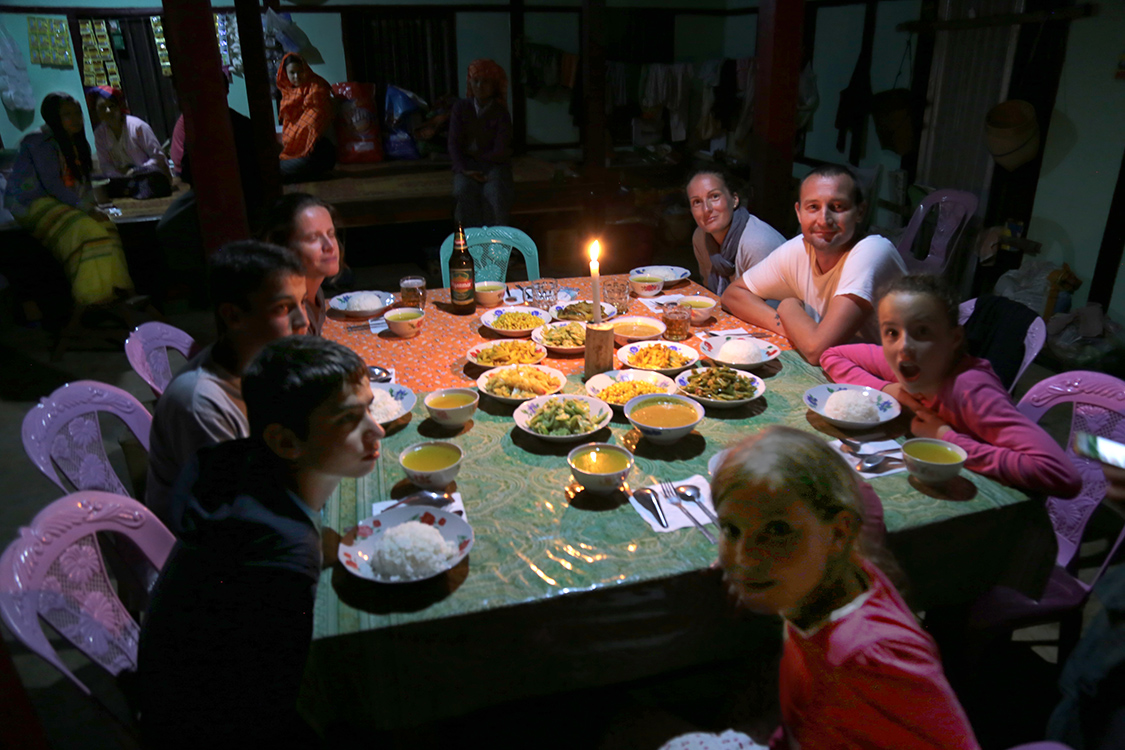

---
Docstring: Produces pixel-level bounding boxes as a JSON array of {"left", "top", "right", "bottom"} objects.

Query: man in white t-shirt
[{"left": 721, "top": 164, "right": 906, "bottom": 363}]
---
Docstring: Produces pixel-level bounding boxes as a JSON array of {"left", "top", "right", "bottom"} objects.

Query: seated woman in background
[
  {"left": 260, "top": 193, "right": 342, "bottom": 336},
  {"left": 89, "top": 86, "right": 172, "bottom": 199},
  {"left": 686, "top": 168, "right": 786, "bottom": 294},
  {"left": 4, "top": 92, "right": 134, "bottom": 306},
  {"left": 276, "top": 53, "right": 336, "bottom": 183},
  {"left": 448, "top": 58, "right": 513, "bottom": 228}
]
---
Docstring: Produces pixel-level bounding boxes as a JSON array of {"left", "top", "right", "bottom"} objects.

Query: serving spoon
[{"left": 856, "top": 454, "right": 904, "bottom": 473}]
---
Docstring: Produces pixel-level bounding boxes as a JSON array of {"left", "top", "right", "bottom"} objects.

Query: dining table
[{"left": 303, "top": 274, "right": 1054, "bottom": 732}]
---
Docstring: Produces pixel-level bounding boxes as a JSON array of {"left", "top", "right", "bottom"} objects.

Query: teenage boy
[
  {"left": 138, "top": 335, "right": 384, "bottom": 748},
  {"left": 145, "top": 240, "right": 308, "bottom": 524}
]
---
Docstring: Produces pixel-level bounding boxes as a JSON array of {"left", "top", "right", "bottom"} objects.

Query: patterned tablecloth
[{"left": 305, "top": 278, "right": 1052, "bottom": 730}]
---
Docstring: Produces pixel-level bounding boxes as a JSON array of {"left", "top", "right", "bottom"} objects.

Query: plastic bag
[
  {"left": 332, "top": 83, "right": 383, "bottom": 164},
  {"left": 994, "top": 260, "right": 1056, "bottom": 316},
  {"left": 383, "top": 85, "right": 427, "bottom": 161},
  {"left": 0, "top": 23, "right": 35, "bottom": 114}
]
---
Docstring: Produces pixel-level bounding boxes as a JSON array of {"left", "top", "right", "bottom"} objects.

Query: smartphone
[{"left": 1073, "top": 432, "right": 1125, "bottom": 469}]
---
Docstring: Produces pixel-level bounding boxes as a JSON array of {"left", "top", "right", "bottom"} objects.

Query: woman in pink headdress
[
  {"left": 89, "top": 86, "right": 171, "bottom": 195},
  {"left": 447, "top": 58, "right": 513, "bottom": 227}
]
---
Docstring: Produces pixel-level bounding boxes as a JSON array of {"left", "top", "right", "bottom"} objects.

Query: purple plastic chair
[
  {"left": 960, "top": 298, "right": 1047, "bottom": 393},
  {"left": 0, "top": 491, "right": 174, "bottom": 696},
  {"left": 896, "top": 189, "right": 979, "bottom": 276},
  {"left": 1006, "top": 744, "right": 1073, "bottom": 749},
  {"left": 21, "top": 380, "right": 151, "bottom": 497},
  {"left": 967, "top": 371, "right": 1125, "bottom": 663},
  {"left": 124, "top": 322, "right": 196, "bottom": 398}
]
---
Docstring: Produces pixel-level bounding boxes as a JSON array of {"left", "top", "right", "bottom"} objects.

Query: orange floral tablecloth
[{"left": 323, "top": 275, "right": 792, "bottom": 392}]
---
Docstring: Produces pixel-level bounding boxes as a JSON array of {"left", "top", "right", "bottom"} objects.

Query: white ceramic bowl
[
  {"left": 802, "top": 383, "right": 902, "bottom": 429},
  {"left": 328, "top": 290, "right": 395, "bottom": 319},
  {"left": 617, "top": 340, "right": 700, "bottom": 376},
  {"left": 466, "top": 340, "right": 547, "bottom": 368},
  {"left": 629, "top": 265, "right": 691, "bottom": 284},
  {"left": 479, "top": 306, "right": 552, "bottom": 338},
  {"left": 338, "top": 507, "right": 474, "bottom": 583},
  {"left": 902, "top": 438, "right": 968, "bottom": 485},
  {"left": 385, "top": 307, "right": 425, "bottom": 338},
  {"left": 678, "top": 295, "right": 718, "bottom": 324},
  {"left": 423, "top": 388, "right": 479, "bottom": 427},
  {"left": 531, "top": 320, "right": 587, "bottom": 354},
  {"left": 475, "top": 281, "right": 506, "bottom": 307},
  {"left": 513, "top": 394, "right": 612, "bottom": 442},
  {"left": 370, "top": 382, "right": 416, "bottom": 424},
  {"left": 567, "top": 442, "right": 634, "bottom": 494},
  {"left": 624, "top": 393, "right": 705, "bottom": 445},
  {"left": 549, "top": 300, "right": 617, "bottom": 322},
  {"left": 699, "top": 335, "right": 781, "bottom": 370},
  {"left": 399, "top": 440, "right": 463, "bottom": 490},
  {"left": 629, "top": 274, "right": 665, "bottom": 298},
  {"left": 585, "top": 369, "right": 677, "bottom": 409},
  {"left": 476, "top": 363, "right": 565, "bottom": 404},
  {"left": 611, "top": 315, "right": 666, "bottom": 346},
  {"left": 674, "top": 366, "right": 765, "bottom": 409}
]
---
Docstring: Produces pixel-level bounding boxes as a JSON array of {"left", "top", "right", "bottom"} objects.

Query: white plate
[
  {"left": 466, "top": 339, "right": 547, "bottom": 367},
  {"left": 616, "top": 340, "right": 700, "bottom": 376},
  {"left": 708, "top": 448, "right": 731, "bottom": 477},
  {"left": 370, "top": 382, "right": 416, "bottom": 423},
  {"left": 699, "top": 335, "right": 782, "bottom": 369},
  {"left": 629, "top": 265, "right": 691, "bottom": 284},
  {"left": 338, "top": 507, "right": 473, "bottom": 583},
  {"left": 675, "top": 366, "right": 765, "bottom": 409},
  {"left": 479, "top": 306, "right": 552, "bottom": 338},
  {"left": 549, "top": 300, "right": 617, "bottom": 322},
  {"left": 329, "top": 290, "right": 395, "bottom": 319},
  {"left": 584, "top": 369, "right": 677, "bottom": 409},
  {"left": 531, "top": 321, "right": 587, "bottom": 354},
  {"left": 476, "top": 364, "right": 566, "bottom": 404},
  {"left": 803, "top": 383, "right": 902, "bottom": 429},
  {"left": 513, "top": 394, "right": 612, "bottom": 442}
]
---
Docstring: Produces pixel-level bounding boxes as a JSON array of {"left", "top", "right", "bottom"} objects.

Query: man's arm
[
  {"left": 778, "top": 293, "right": 870, "bottom": 364},
  {"left": 721, "top": 277, "right": 787, "bottom": 335}
]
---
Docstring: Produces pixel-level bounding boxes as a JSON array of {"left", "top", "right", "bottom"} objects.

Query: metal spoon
[
  {"left": 385, "top": 490, "right": 460, "bottom": 514},
  {"left": 856, "top": 454, "right": 904, "bottom": 473},
  {"left": 676, "top": 484, "right": 719, "bottom": 525},
  {"left": 632, "top": 487, "right": 669, "bottom": 528},
  {"left": 367, "top": 365, "right": 392, "bottom": 383}
]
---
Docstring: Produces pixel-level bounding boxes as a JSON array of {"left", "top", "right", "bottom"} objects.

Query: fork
[{"left": 661, "top": 481, "right": 716, "bottom": 544}]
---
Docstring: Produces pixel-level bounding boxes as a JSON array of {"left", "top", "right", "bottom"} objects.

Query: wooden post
[
  {"left": 581, "top": 0, "right": 606, "bottom": 179},
  {"left": 162, "top": 0, "right": 248, "bottom": 254},
  {"left": 584, "top": 323, "right": 615, "bottom": 379},
  {"left": 510, "top": 0, "right": 527, "bottom": 154},
  {"left": 234, "top": 0, "right": 282, "bottom": 210},
  {"left": 1087, "top": 148, "right": 1125, "bottom": 310}
]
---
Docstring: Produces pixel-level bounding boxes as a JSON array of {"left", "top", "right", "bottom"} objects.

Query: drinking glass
[
  {"left": 530, "top": 278, "right": 559, "bottom": 310},
  {"left": 400, "top": 276, "right": 427, "bottom": 308},
  {"left": 662, "top": 305, "right": 691, "bottom": 341},
  {"left": 603, "top": 278, "right": 630, "bottom": 315}
]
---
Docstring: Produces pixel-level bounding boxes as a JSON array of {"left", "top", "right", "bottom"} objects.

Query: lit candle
[{"left": 589, "top": 239, "right": 602, "bottom": 324}]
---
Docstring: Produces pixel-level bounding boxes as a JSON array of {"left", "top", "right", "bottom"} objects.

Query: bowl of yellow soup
[
  {"left": 678, "top": 295, "right": 718, "bottom": 324},
  {"left": 624, "top": 393, "right": 705, "bottom": 445},
  {"left": 612, "top": 316, "right": 667, "bottom": 346},
  {"left": 423, "top": 388, "right": 479, "bottom": 427},
  {"left": 629, "top": 274, "right": 665, "bottom": 298},
  {"left": 475, "top": 281, "right": 506, "bottom": 308},
  {"left": 399, "top": 441, "right": 463, "bottom": 489},
  {"left": 567, "top": 442, "right": 634, "bottom": 494},
  {"left": 901, "top": 438, "right": 967, "bottom": 485},
  {"left": 386, "top": 307, "right": 426, "bottom": 338}
]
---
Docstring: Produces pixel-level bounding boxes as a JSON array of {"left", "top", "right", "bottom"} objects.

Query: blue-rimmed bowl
[
  {"left": 616, "top": 340, "right": 699, "bottom": 376},
  {"left": 513, "top": 394, "right": 612, "bottom": 443},
  {"left": 802, "top": 383, "right": 901, "bottom": 429},
  {"left": 628, "top": 265, "right": 691, "bottom": 284},
  {"left": 585, "top": 369, "right": 677, "bottom": 409},
  {"left": 675, "top": 366, "right": 765, "bottom": 409},
  {"left": 328, "top": 290, "right": 394, "bottom": 319},
  {"left": 624, "top": 393, "right": 705, "bottom": 445},
  {"left": 479, "top": 306, "right": 552, "bottom": 338},
  {"left": 370, "top": 382, "right": 416, "bottom": 424}
]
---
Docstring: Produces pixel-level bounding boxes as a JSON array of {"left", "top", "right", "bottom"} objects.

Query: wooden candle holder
[{"left": 584, "top": 323, "right": 615, "bottom": 379}]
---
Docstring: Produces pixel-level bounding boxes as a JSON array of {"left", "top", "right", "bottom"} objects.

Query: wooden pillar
[
  {"left": 751, "top": 0, "right": 804, "bottom": 232},
  {"left": 162, "top": 0, "right": 248, "bottom": 254},
  {"left": 1087, "top": 148, "right": 1125, "bottom": 310},
  {"left": 234, "top": 0, "right": 283, "bottom": 210},
  {"left": 581, "top": 0, "right": 606, "bottom": 179},
  {"left": 511, "top": 0, "right": 527, "bottom": 154}
]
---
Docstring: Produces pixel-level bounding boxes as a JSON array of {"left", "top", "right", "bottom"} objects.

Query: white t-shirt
[{"left": 743, "top": 234, "right": 906, "bottom": 344}]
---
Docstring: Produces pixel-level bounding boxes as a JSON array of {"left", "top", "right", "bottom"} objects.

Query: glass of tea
[
  {"left": 400, "top": 276, "right": 427, "bottom": 307},
  {"left": 662, "top": 304, "right": 691, "bottom": 341}
]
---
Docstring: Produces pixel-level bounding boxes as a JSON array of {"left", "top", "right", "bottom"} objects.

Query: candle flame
[{"left": 588, "top": 240, "right": 601, "bottom": 263}]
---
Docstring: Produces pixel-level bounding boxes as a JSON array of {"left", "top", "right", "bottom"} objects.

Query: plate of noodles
[
  {"left": 476, "top": 364, "right": 565, "bottom": 404},
  {"left": 329, "top": 291, "right": 395, "bottom": 319}
]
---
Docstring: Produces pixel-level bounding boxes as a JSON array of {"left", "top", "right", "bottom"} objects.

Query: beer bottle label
[{"left": 450, "top": 268, "right": 474, "bottom": 304}]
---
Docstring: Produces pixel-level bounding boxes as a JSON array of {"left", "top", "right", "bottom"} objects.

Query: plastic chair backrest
[
  {"left": 0, "top": 491, "right": 175, "bottom": 695},
  {"left": 896, "top": 189, "right": 979, "bottom": 276},
  {"left": 1018, "top": 371, "right": 1125, "bottom": 575},
  {"left": 21, "top": 380, "right": 152, "bottom": 496},
  {"left": 440, "top": 226, "right": 541, "bottom": 287},
  {"left": 124, "top": 322, "right": 196, "bottom": 398}
]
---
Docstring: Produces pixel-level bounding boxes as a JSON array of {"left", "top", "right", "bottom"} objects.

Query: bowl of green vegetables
[
  {"left": 674, "top": 365, "right": 765, "bottom": 409},
  {"left": 512, "top": 394, "right": 612, "bottom": 442}
]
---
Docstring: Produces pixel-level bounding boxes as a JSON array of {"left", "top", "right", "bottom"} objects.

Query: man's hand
[
  {"left": 721, "top": 278, "right": 787, "bottom": 335},
  {"left": 780, "top": 293, "right": 870, "bottom": 365}
]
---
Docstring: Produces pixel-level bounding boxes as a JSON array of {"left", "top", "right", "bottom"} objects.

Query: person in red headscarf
[
  {"left": 448, "top": 58, "right": 513, "bottom": 227},
  {"left": 89, "top": 86, "right": 171, "bottom": 191},
  {"left": 276, "top": 53, "right": 336, "bottom": 183}
]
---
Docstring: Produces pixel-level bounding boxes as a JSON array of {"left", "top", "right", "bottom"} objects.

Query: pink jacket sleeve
[{"left": 820, "top": 344, "right": 894, "bottom": 390}]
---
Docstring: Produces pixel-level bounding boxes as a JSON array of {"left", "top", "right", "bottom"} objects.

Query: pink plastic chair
[
  {"left": 0, "top": 491, "right": 175, "bottom": 696},
  {"left": 21, "top": 380, "right": 152, "bottom": 497},
  {"left": 897, "top": 189, "right": 979, "bottom": 276},
  {"left": 124, "top": 322, "right": 196, "bottom": 398},
  {"left": 959, "top": 297, "right": 1047, "bottom": 393},
  {"left": 967, "top": 371, "right": 1125, "bottom": 663}
]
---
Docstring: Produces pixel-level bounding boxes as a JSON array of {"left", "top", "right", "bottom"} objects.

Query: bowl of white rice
[
  {"left": 338, "top": 507, "right": 473, "bottom": 583},
  {"left": 803, "top": 383, "right": 901, "bottom": 429},
  {"left": 370, "top": 382, "right": 416, "bottom": 424},
  {"left": 329, "top": 290, "right": 395, "bottom": 318},
  {"left": 699, "top": 335, "right": 781, "bottom": 370}
]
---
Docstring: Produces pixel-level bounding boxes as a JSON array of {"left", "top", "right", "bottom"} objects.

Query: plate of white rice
[
  {"left": 699, "top": 335, "right": 781, "bottom": 369},
  {"left": 338, "top": 507, "right": 473, "bottom": 583},
  {"left": 370, "top": 382, "right": 416, "bottom": 424},
  {"left": 329, "top": 290, "right": 395, "bottom": 318},
  {"left": 803, "top": 383, "right": 901, "bottom": 429}
]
